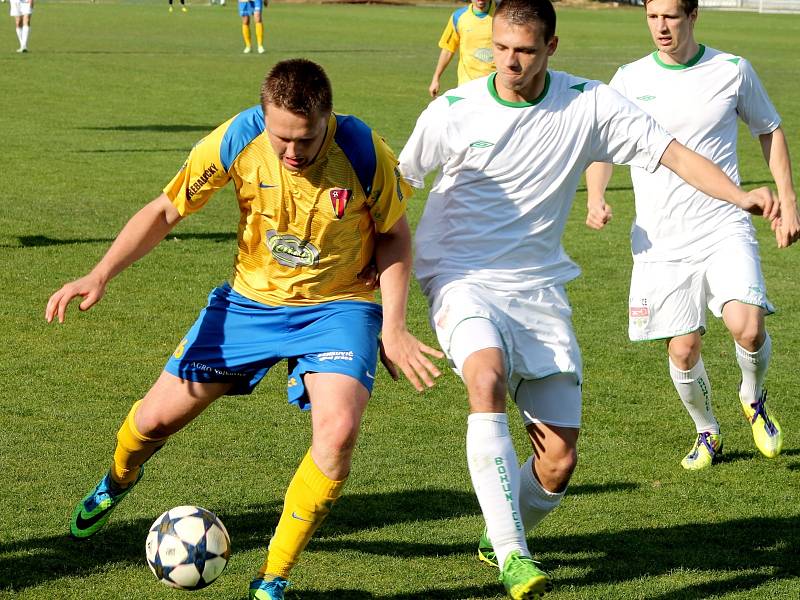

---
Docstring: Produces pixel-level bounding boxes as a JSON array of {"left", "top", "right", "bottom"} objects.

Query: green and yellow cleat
[
  {"left": 741, "top": 390, "right": 782, "bottom": 458},
  {"left": 499, "top": 550, "right": 552, "bottom": 599},
  {"left": 70, "top": 468, "right": 143, "bottom": 539},
  {"left": 478, "top": 527, "right": 499, "bottom": 568},
  {"left": 250, "top": 575, "right": 290, "bottom": 600},
  {"left": 681, "top": 432, "right": 723, "bottom": 470}
]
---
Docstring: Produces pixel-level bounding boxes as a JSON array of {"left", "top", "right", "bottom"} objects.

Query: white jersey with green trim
[
  {"left": 610, "top": 45, "right": 781, "bottom": 262},
  {"left": 400, "top": 70, "right": 673, "bottom": 294}
]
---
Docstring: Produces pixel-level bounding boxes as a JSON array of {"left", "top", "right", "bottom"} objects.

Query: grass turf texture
[{"left": 1, "top": 1, "right": 799, "bottom": 598}]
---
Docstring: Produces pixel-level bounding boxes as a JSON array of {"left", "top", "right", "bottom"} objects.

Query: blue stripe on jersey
[
  {"left": 452, "top": 5, "right": 468, "bottom": 32},
  {"left": 220, "top": 105, "right": 265, "bottom": 171},
  {"left": 334, "top": 114, "right": 377, "bottom": 198}
]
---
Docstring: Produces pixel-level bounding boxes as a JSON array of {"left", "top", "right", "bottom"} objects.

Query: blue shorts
[
  {"left": 164, "top": 283, "right": 382, "bottom": 409},
  {"left": 238, "top": 0, "right": 263, "bottom": 17}
]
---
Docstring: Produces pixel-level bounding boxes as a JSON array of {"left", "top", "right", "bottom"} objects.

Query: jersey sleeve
[
  {"left": 591, "top": 82, "right": 674, "bottom": 173},
  {"left": 368, "top": 132, "right": 412, "bottom": 233},
  {"left": 438, "top": 13, "right": 460, "bottom": 53},
  {"left": 398, "top": 97, "right": 450, "bottom": 188},
  {"left": 608, "top": 67, "right": 626, "bottom": 95},
  {"left": 735, "top": 58, "right": 781, "bottom": 138},
  {"left": 163, "top": 120, "right": 233, "bottom": 216}
]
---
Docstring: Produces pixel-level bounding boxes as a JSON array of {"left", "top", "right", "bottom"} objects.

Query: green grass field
[{"left": 1, "top": 1, "right": 798, "bottom": 598}]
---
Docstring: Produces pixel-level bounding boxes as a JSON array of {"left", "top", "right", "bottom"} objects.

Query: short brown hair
[
  {"left": 495, "top": 0, "right": 557, "bottom": 42},
  {"left": 260, "top": 59, "right": 333, "bottom": 116},
  {"left": 644, "top": 0, "right": 698, "bottom": 15}
]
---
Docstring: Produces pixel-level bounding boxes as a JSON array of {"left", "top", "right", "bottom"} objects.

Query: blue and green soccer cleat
[
  {"left": 249, "top": 575, "right": 290, "bottom": 600},
  {"left": 741, "top": 390, "right": 782, "bottom": 458},
  {"left": 680, "top": 432, "right": 723, "bottom": 470},
  {"left": 70, "top": 468, "right": 143, "bottom": 539},
  {"left": 478, "top": 527, "right": 499, "bottom": 568},
  {"left": 499, "top": 550, "right": 552, "bottom": 599}
]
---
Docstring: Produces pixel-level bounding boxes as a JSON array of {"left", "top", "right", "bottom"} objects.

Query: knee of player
[
  {"left": 314, "top": 418, "right": 361, "bottom": 453},
  {"left": 731, "top": 322, "right": 765, "bottom": 351},
  {"left": 466, "top": 371, "right": 507, "bottom": 408},
  {"left": 668, "top": 337, "right": 701, "bottom": 369},
  {"left": 537, "top": 446, "right": 577, "bottom": 488}
]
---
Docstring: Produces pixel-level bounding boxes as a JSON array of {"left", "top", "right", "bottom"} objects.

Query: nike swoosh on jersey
[
  {"left": 365, "top": 371, "right": 375, "bottom": 379},
  {"left": 74, "top": 506, "right": 111, "bottom": 531},
  {"left": 291, "top": 511, "right": 312, "bottom": 522},
  {"left": 259, "top": 182, "right": 277, "bottom": 188}
]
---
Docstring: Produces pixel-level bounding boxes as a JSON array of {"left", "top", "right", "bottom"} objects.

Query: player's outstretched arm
[
  {"left": 585, "top": 162, "right": 614, "bottom": 230},
  {"left": 659, "top": 140, "right": 779, "bottom": 221},
  {"left": 429, "top": 49, "right": 454, "bottom": 98},
  {"left": 374, "top": 215, "right": 443, "bottom": 391},
  {"left": 45, "top": 193, "right": 182, "bottom": 324},
  {"left": 759, "top": 127, "right": 800, "bottom": 248}
]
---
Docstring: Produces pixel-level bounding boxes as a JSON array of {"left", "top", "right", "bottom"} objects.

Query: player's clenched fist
[{"left": 585, "top": 198, "right": 613, "bottom": 230}]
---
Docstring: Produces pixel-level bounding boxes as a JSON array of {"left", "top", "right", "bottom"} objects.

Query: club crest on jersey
[{"left": 329, "top": 188, "right": 352, "bottom": 219}]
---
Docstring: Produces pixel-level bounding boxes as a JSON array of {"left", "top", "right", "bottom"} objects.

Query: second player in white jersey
[
  {"left": 610, "top": 45, "right": 780, "bottom": 261},
  {"left": 585, "top": 0, "right": 799, "bottom": 473}
]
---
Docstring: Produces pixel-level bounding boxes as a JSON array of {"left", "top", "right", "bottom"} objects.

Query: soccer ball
[{"left": 145, "top": 505, "right": 232, "bottom": 590}]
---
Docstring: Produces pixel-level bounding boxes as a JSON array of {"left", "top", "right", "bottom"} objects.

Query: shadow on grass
[
  {"left": 3, "top": 482, "right": 795, "bottom": 598},
  {"left": 718, "top": 447, "right": 800, "bottom": 466},
  {"left": 0, "top": 482, "right": 631, "bottom": 593},
  {"left": 11, "top": 232, "right": 236, "bottom": 248}
]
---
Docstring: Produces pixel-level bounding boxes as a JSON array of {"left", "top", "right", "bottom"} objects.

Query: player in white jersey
[
  {"left": 585, "top": 0, "right": 799, "bottom": 471},
  {"left": 9, "top": 0, "right": 33, "bottom": 53},
  {"left": 400, "top": 0, "right": 778, "bottom": 596}
]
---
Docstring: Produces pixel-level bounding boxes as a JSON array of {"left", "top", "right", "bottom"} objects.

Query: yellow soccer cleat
[
  {"left": 741, "top": 390, "right": 782, "bottom": 458},
  {"left": 681, "top": 432, "right": 723, "bottom": 470}
]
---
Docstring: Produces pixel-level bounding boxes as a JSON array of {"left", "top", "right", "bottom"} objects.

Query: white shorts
[
  {"left": 429, "top": 281, "right": 583, "bottom": 426},
  {"left": 10, "top": 0, "right": 32, "bottom": 17},
  {"left": 628, "top": 235, "right": 773, "bottom": 341}
]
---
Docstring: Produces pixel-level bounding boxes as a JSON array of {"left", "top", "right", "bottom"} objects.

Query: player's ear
[{"left": 547, "top": 35, "right": 559, "bottom": 56}]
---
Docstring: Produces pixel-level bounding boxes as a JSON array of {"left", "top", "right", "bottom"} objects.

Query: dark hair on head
[
  {"left": 260, "top": 59, "right": 333, "bottom": 116},
  {"left": 495, "top": 0, "right": 557, "bottom": 41},
  {"left": 644, "top": 0, "right": 697, "bottom": 15}
]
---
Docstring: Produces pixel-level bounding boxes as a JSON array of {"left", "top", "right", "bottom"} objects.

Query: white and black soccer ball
[{"left": 145, "top": 505, "right": 231, "bottom": 590}]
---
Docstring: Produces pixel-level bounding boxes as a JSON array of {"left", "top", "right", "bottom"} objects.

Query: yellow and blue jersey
[
  {"left": 164, "top": 106, "right": 410, "bottom": 307},
  {"left": 438, "top": 1, "right": 495, "bottom": 85}
]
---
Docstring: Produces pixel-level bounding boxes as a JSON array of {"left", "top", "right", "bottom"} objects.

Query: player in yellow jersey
[
  {"left": 45, "top": 59, "right": 442, "bottom": 600},
  {"left": 240, "top": 0, "right": 265, "bottom": 54},
  {"left": 167, "top": 0, "right": 187, "bottom": 13},
  {"left": 429, "top": 0, "right": 496, "bottom": 97}
]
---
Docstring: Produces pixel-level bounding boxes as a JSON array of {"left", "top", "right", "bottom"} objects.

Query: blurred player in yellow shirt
[
  {"left": 46, "top": 59, "right": 442, "bottom": 600},
  {"left": 429, "top": 0, "right": 496, "bottom": 97},
  {"left": 240, "top": 0, "right": 266, "bottom": 53}
]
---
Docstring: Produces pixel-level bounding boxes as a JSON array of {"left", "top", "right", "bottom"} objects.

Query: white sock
[
  {"left": 466, "top": 412, "right": 527, "bottom": 569},
  {"left": 669, "top": 357, "right": 719, "bottom": 434},
  {"left": 16, "top": 27, "right": 23, "bottom": 46},
  {"left": 736, "top": 332, "right": 771, "bottom": 406},
  {"left": 21, "top": 24, "right": 29, "bottom": 49},
  {"left": 519, "top": 455, "right": 564, "bottom": 532}
]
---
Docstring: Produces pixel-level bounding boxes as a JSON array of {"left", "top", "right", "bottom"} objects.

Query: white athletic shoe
[
  {"left": 257, "top": 45, "right": 265, "bottom": 54},
  {"left": 243, "top": 46, "right": 251, "bottom": 54}
]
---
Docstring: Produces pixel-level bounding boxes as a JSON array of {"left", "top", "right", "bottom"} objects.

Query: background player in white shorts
[
  {"left": 585, "top": 0, "right": 799, "bottom": 470},
  {"left": 9, "top": 0, "right": 32, "bottom": 53},
  {"left": 400, "top": 0, "right": 778, "bottom": 596}
]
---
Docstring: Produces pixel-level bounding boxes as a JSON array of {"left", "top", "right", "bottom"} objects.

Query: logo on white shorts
[{"left": 629, "top": 305, "right": 650, "bottom": 329}]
